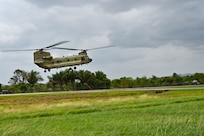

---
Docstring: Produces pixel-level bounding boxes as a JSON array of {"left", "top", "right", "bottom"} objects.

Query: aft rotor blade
[
  {"left": 45, "top": 41, "right": 70, "bottom": 49},
  {"left": 52, "top": 45, "right": 115, "bottom": 51},
  {"left": 87, "top": 45, "right": 115, "bottom": 51}
]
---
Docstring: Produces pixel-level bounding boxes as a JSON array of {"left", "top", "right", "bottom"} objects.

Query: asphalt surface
[{"left": 1, "top": 85, "right": 204, "bottom": 97}]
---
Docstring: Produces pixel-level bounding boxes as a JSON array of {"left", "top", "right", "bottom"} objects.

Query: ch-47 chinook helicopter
[{"left": 3, "top": 41, "right": 113, "bottom": 72}]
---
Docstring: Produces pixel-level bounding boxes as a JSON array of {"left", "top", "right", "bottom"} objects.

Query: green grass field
[{"left": 0, "top": 89, "right": 204, "bottom": 136}]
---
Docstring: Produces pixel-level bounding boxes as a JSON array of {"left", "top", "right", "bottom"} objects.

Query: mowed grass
[{"left": 0, "top": 89, "right": 204, "bottom": 136}]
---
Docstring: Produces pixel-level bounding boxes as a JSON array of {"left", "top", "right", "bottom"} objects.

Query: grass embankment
[{"left": 0, "top": 89, "right": 204, "bottom": 136}]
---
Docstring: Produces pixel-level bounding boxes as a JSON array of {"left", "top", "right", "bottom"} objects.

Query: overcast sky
[{"left": 1, "top": 0, "right": 204, "bottom": 84}]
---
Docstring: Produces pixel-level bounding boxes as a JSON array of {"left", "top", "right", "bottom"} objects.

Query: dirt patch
[{"left": 0, "top": 91, "right": 144, "bottom": 105}]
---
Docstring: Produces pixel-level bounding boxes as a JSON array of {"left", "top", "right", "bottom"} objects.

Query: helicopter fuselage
[{"left": 34, "top": 50, "right": 92, "bottom": 70}]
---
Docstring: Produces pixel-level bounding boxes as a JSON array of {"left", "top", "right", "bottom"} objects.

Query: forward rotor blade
[
  {"left": 2, "top": 41, "right": 70, "bottom": 52},
  {"left": 45, "top": 41, "right": 70, "bottom": 49},
  {"left": 51, "top": 47, "right": 81, "bottom": 51},
  {"left": 2, "top": 49, "right": 37, "bottom": 52},
  {"left": 87, "top": 45, "right": 115, "bottom": 51}
]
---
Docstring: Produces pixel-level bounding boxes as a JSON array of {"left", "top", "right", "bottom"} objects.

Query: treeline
[
  {"left": 1, "top": 69, "right": 111, "bottom": 93},
  {"left": 112, "top": 73, "right": 204, "bottom": 88},
  {"left": 1, "top": 69, "right": 204, "bottom": 93},
  {"left": 47, "top": 69, "right": 111, "bottom": 91}
]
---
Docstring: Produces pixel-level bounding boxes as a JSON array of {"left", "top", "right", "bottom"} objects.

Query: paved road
[{"left": 1, "top": 85, "right": 204, "bottom": 97}]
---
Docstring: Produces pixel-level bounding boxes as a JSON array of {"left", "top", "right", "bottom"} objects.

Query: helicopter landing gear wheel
[
  {"left": 48, "top": 69, "right": 50, "bottom": 72},
  {"left": 44, "top": 69, "right": 46, "bottom": 72},
  {"left": 74, "top": 67, "right": 77, "bottom": 69}
]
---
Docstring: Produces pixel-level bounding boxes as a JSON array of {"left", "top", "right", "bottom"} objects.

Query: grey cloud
[
  {"left": 5, "top": 0, "right": 204, "bottom": 49},
  {"left": 24, "top": 0, "right": 160, "bottom": 13},
  {"left": 108, "top": 0, "right": 204, "bottom": 48},
  {"left": 1, "top": 0, "right": 204, "bottom": 84},
  {"left": 24, "top": 0, "right": 96, "bottom": 8}
]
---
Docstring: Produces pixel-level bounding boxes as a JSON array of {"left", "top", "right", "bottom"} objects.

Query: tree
[
  {"left": 49, "top": 71, "right": 64, "bottom": 91},
  {"left": 119, "top": 77, "right": 135, "bottom": 88},
  {"left": 9, "top": 69, "right": 43, "bottom": 92},
  {"left": 193, "top": 73, "right": 204, "bottom": 84},
  {"left": 172, "top": 73, "right": 183, "bottom": 85},
  {"left": 111, "top": 79, "right": 121, "bottom": 88},
  {"left": 135, "top": 76, "right": 149, "bottom": 87},
  {"left": 77, "top": 70, "right": 94, "bottom": 90},
  {"left": 63, "top": 69, "right": 77, "bottom": 90},
  {"left": 25, "top": 70, "right": 43, "bottom": 91},
  {"left": 9, "top": 69, "right": 26, "bottom": 85},
  {"left": 93, "top": 71, "right": 111, "bottom": 89},
  {"left": 149, "top": 75, "right": 160, "bottom": 87}
]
